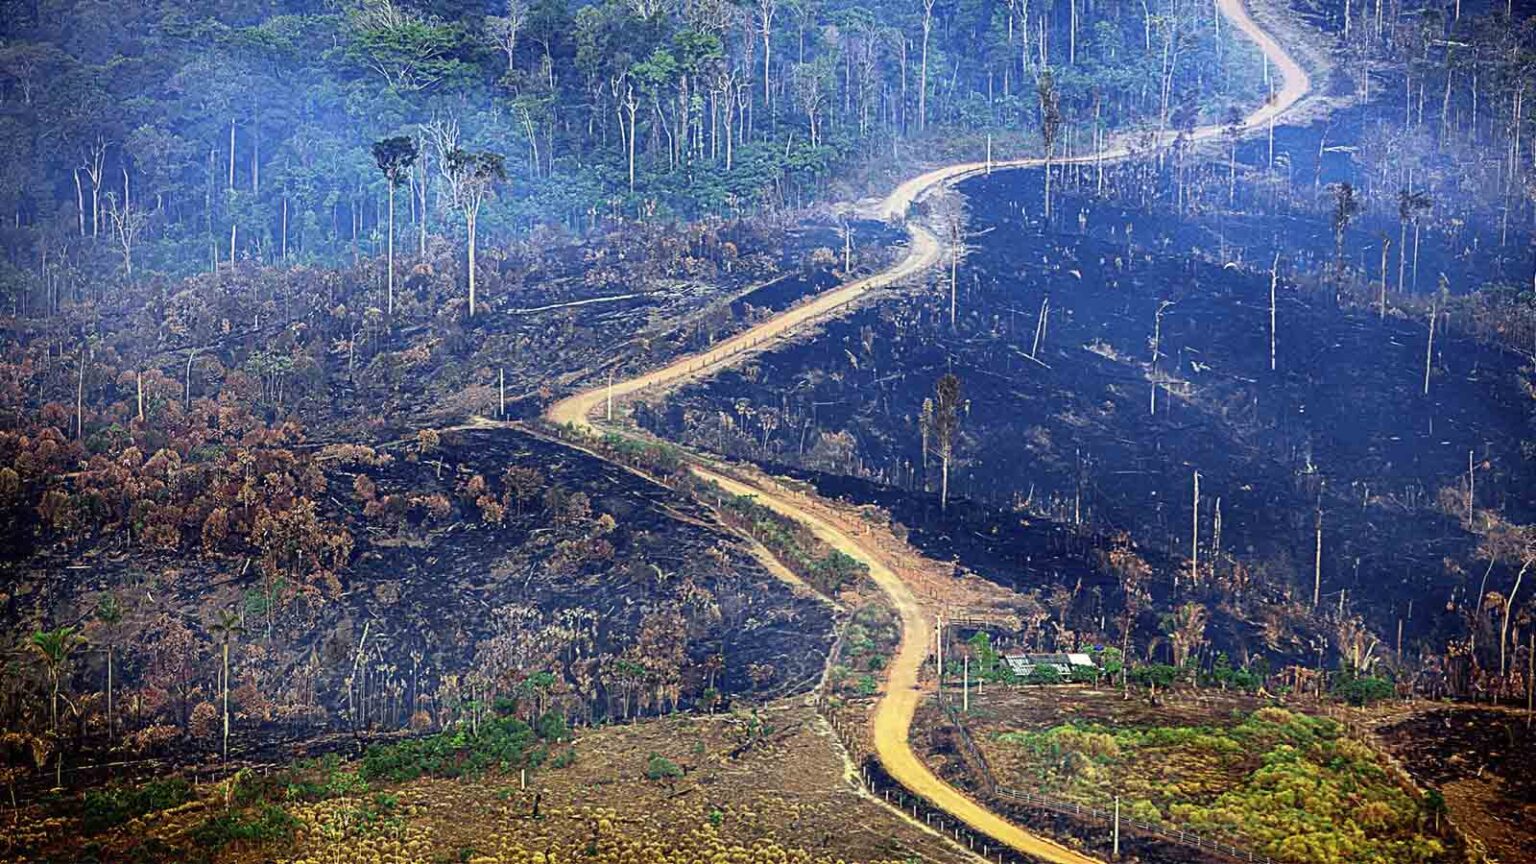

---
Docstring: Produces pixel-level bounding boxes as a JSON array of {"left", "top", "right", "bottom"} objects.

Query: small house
[{"left": 1003, "top": 652, "right": 1096, "bottom": 679}]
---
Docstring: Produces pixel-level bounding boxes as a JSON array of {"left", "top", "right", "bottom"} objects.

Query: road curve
[{"left": 546, "top": 3, "right": 1311, "bottom": 862}]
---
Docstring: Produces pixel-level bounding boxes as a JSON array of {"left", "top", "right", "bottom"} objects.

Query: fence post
[{"left": 1112, "top": 795, "right": 1120, "bottom": 860}]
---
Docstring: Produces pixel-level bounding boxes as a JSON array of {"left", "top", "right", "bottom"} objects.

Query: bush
[
  {"left": 1026, "top": 664, "right": 1063, "bottom": 685},
  {"left": 549, "top": 747, "right": 577, "bottom": 769},
  {"left": 82, "top": 778, "right": 194, "bottom": 833},
  {"left": 1332, "top": 672, "right": 1395, "bottom": 706},
  {"left": 645, "top": 753, "right": 683, "bottom": 782},
  {"left": 188, "top": 804, "right": 297, "bottom": 851},
  {"left": 535, "top": 711, "right": 569, "bottom": 742},
  {"left": 360, "top": 715, "right": 535, "bottom": 783},
  {"left": 1130, "top": 663, "right": 1180, "bottom": 689}
]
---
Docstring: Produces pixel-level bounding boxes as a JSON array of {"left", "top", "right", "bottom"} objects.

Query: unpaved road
[{"left": 546, "top": 3, "right": 1311, "bottom": 862}]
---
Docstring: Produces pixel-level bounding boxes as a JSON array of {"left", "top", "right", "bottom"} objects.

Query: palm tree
[
  {"left": 29, "top": 626, "right": 82, "bottom": 733},
  {"left": 209, "top": 609, "right": 245, "bottom": 761},
  {"left": 1397, "top": 189, "right": 1432, "bottom": 292},
  {"left": 372, "top": 136, "right": 419, "bottom": 318}
]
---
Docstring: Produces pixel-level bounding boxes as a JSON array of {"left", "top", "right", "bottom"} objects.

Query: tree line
[{"left": 1, "top": 0, "right": 1262, "bottom": 297}]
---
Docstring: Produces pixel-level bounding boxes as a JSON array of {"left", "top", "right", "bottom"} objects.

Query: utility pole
[
  {"left": 498, "top": 368, "right": 506, "bottom": 418},
  {"left": 606, "top": 369, "right": 615, "bottom": 421}
]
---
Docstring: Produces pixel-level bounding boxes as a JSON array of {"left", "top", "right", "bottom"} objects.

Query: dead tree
[{"left": 925, "top": 373, "right": 962, "bottom": 512}]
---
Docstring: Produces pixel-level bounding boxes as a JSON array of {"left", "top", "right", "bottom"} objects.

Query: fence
[{"left": 812, "top": 692, "right": 1034, "bottom": 864}]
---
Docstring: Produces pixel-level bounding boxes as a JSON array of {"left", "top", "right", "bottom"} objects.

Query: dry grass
[{"left": 6, "top": 702, "right": 972, "bottom": 864}]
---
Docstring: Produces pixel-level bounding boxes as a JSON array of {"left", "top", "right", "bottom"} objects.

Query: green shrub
[
  {"left": 361, "top": 715, "right": 536, "bottom": 783},
  {"left": 188, "top": 804, "right": 297, "bottom": 851},
  {"left": 82, "top": 778, "right": 194, "bottom": 833},
  {"left": 645, "top": 753, "right": 683, "bottom": 781},
  {"left": 1129, "top": 663, "right": 1180, "bottom": 688},
  {"left": 536, "top": 711, "right": 569, "bottom": 742},
  {"left": 1026, "top": 664, "right": 1063, "bottom": 685},
  {"left": 1331, "top": 672, "right": 1396, "bottom": 706}
]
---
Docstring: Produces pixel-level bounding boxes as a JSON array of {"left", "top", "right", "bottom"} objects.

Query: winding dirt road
[{"left": 547, "top": 3, "right": 1310, "bottom": 862}]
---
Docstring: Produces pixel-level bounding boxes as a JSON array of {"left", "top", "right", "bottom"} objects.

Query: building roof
[{"left": 1002, "top": 652, "right": 1096, "bottom": 667}]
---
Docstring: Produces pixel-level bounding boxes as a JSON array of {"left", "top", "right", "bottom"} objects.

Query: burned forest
[{"left": 1, "top": 1, "right": 1533, "bottom": 863}]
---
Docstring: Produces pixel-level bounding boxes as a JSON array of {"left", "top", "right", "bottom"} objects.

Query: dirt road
[{"left": 545, "top": 3, "right": 1311, "bottom": 862}]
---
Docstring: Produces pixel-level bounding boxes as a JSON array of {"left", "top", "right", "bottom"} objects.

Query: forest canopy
[{"left": 0, "top": 0, "right": 1264, "bottom": 288}]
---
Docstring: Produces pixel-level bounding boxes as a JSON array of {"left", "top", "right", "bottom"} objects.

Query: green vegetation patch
[
  {"left": 360, "top": 714, "right": 538, "bottom": 783},
  {"left": 996, "top": 707, "right": 1444, "bottom": 864},
  {"left": 711, "top": 485, "right": 870, "bottom": 596},
  {"left": 81, "top": 778, "right": 194, "bottom": 833}
]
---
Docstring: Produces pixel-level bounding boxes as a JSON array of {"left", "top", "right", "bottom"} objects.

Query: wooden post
[
  {"left": 1113, "top": 795, "right": 1121, "bottom": 858},
  {"left": 935, "top": 614, "right": 943, "bottom": 690},
  {"left": 963, "top": 655, "right": 970, "bottom": 712}
]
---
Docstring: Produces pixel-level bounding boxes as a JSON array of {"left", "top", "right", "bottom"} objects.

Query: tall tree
[
  {"left": 444, "top": 149, "right": 506, "bottom": 318},
  {"left": 924, "top": 373, "right": 962, "bottom": 512},
  {"left": 372, "top": 136, "right": 419, "bottom": 318},
  {"left": 918, "top": 0, "right": 936, "bottom": 131},
  {"left": 209, "top": 608, "right": 245, "bottom": 762},
  {"left": 1330, "top": 182, "right": 1363, "bottom": 294},
  {"left": 1037, "top": 69, "right": 1063, "bottom": 220},
  {"left": 92, "top": 595, "right": 123, "bottom": 742},
  {"left": 1397, "top": 189, "right": 1432, "bottom": 292},
  {"left": 487, "top": 0, "right": 529, "bottom": 73}
]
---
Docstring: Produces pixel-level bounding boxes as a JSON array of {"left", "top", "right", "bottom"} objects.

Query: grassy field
[
  {"left": 919, "top": 688, "right": 1455, "bottom": 864},
  {"left": 7, "top": 703, "right": 964, "bottom": 864}
]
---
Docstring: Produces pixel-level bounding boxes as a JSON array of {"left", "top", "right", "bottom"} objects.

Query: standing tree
[
  {"left": 1469, "top": 512, "right": 1534, "bottom": 679},
  {"left": 1330, "top": 182, "right": 1363, "bottom": 295},
  {"left": 486, "top": 0, "right": 529, "bottom": 73},
  {"left": 105, "top": 177, "right": 149, "bottom": 280},
  {"left": 209, "top": 608, "right": 245, "bottom": 761},
  {"left": 92, "top": 594, "right": 123, "bottom": 742},
  {"left": 1397, "top": 189, "right": 1432, "bottom": 292},
  {"left": 924, "top": 373, "right": 963, "bottom": 512},
  {"left": 1037, "top": 69, "right": 1063, "bottom": 220},
  {"left": 30, "top": 626, "right": 81, "bottom": 733},
  {"left": 1104, "top": 535, "right": 1151, "bottom": 694},
  {"left": 918, "top": 0, "right": 935, "bottom": 131},
  {"left": 444, "top": 149, "right": 506, "bottom": 318},
  {"left": 372, "top": 136, "right": 419, "bottom": 318},
  {"left": 756, "top": 0, "right": 777, "bottom": 121}
]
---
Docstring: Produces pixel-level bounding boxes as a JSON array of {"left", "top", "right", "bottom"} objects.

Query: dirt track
[{"left": 545, "top": 3, "right": 1312, "bottom": 861}]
